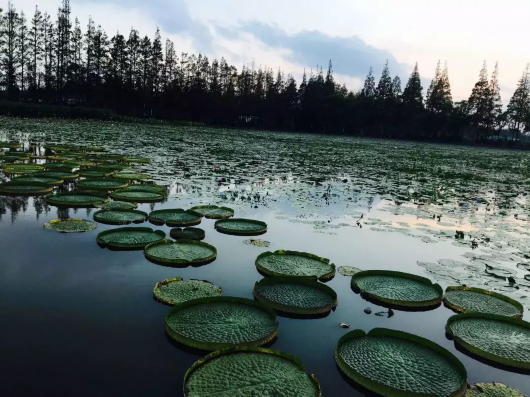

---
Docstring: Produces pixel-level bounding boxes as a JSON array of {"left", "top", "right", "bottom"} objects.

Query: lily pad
[
  {"left": 113, "top": 172, "right": 151, "bottom": 180},
  {"left": 215, "top": 218, "right": 267, "bottom": 236},
  {"left": 165, "top": 296, "right": 278, "bottom": 351},
  {"left": 149, "top": 209, "right": 202, "bottom": 227},
  {"left": 351, "top": 270, "right": 443, "bottom": 308},
  {"left": 144, "top": 240, "right": 216, "bottom": 265},
  {"left": 153, "top": 277, "right": 222, "bottom": 305},
  {"left": 335, "top": 328, "right": 467, "bottom": 396},
  {"left": 93, "top": 209, "right": 148, "bottom": 225},
  {"left": 446, "top": 313, "right": 530, "bottom": 370},
  {"left": 0, "top": 182, "right": 53, "bottom": 195},
  {"left": 44, "top": 218, "right": 97, "bottom": 233},
  {"left": 33, "top": 171, "right": 79, "bottom": 180},
  {"left": 12, "top": 176, "right": 64, "bottom": 186},
  {"left": 77, "top": 178, "right": 128, "bottom": 191},
  {"left": 338, "top": 266, "right": 362, "bottom": 276},
  {"left": 170, "top": 227, "right": 206, "bottom": 241},
  {"left": 466, "top": 382, "right": 524, "bottom": 396},
  {"left": 124, "top": 157, "right": 150, "bottom": 163},
  {"left": 255, "top": 250, "right": 336, "bottom": 281},
  {"left": 111, "top": 190, "right": 164, "bottom": 203},
  {"left": 253, "top": 277, "right": 338, "bottom": 315},
  {"left": 96, "top": 227, "right": 165, "bottom": 250},
  {"left": 45, "top": 191, "right": 108, "bottom": 207},
  {"left": 183, "top": 347, "right": 321, "bottom": 397},
  {"left": 120, "top": 184, "right": 165, "bottom": 194},
  {"left": 94, "top": 200, "right": 137, "bottom": 210},
  {"left": 189, "top": 205, "right": 235, "bottom": 219},
  {"left": 79, "top": 169, "right": 114, "bottom": 178},
  {"left": 444, "top": 286, "right": 524, "bottom": 318}
]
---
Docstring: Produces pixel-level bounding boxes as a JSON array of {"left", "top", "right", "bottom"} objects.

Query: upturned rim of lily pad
[
  {"left": 335, "top": 328, "right": 468, "bottom": 397},
  {"left": 0, "top": 182, "right": 54, "bottom": 195},
  {"left": 96, "top": 227, "right": 166, "bottom": 249},
  {"left": 44, "top": 218, "right": 98, "bottom": 233},
  {"left": 148, "top": 209, "right": 203, "bottom": 227},
  {"left": 351, "top": 270, "right": 443, "bottom": 309},
  {"left": 446, "top": 312, "right": 530, "bottom": 370},
  {"left": 93, "top": 209, "right": 148, "bottom": 225},
  {"left": 45, "top": 190, "right": 109, "bottom": 207},
  {"left": 215, "top": 218, "right": 267, "bottom": 236},
  {"left": 253, "top": 276, "right": 338, "bottom": 315},
  {"left": 144, "top": 239, "right": 217, "bottom": 266},
  {"left": 153, "top": 277, "right": 222, "bottom": 306},
  {"left": 170, "top": 227, "right": 206, "bottom": 241},
  {"left": 77, "top": 178, "right": 129, "bottom": 191},
  {"left": 443, "top": 286, "right": 524, "bottom": 318},
  {"left": 183, "top": 347, "right": 322, "bottom": 397},
  {"left": 111, "top": 189, "right": 164, "bottom": 203},
  {"left": 189, "top": 205, "right": 235, "bottom": 219}
]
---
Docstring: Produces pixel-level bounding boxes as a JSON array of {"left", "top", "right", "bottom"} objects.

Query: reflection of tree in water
[
  {"left": 33, "top": 196, "right": 51, "bottom": 220},
  {"left": 86, "top": 208, "right": 93, "bottom": 217},
  {"left": 0, "top": 196, "right": 29, "bottom": 223},
  {"left": 57, "top": 207, "right": 70, "bottom": 220}
]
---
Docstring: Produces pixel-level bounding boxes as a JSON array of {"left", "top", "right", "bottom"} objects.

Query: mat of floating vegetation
[
  {"left": 335, "top": 328, "right": 467, "bottom": 396},
  {"left": 97, "top": 227, "right": 165, "bottom": 250},
  {"left": 95, "top": 200, "right": 137, "bottom": 210},
  {"left": 79, "top": 169, "right": 114, "bottom": 178},
  {"left": 351, "top": 270, "right": 443, "bottom": 308},
  {"left": 338, "top": 266, "right": 362, "bottom": 276},
  {"left": 444, "top": 286, "right": 523, "bottom": 318},
  {"left": 45, "top": 191, "right": 108, "bottom": 207},
  {"left": 124, "top": 157, "right": 150, "bottom": 163},
  {"left": 256, "top": 250, "right": 336, "bottom": 281},
  {"left": 253, "top": 277, "right": 337, "bottom": 315},
  {"left": 165, "top": 296, "right": 278, "bottom": 351},
  {"left": 215, "top": 218, "right": 267, "bottom": 236},
  {"left": 466, "top": 382, "right": 524, "bottom": 396},
  {"left": 111, "top": 190, "right": 164, "bottom": 203},
  {"left": 145, "top": 240, "right": 216, "bottom": 265},
  {"left": 34, "top": 171, "right": 79, "bottom": 180},
  {"left": 149, "top": 209, "right": 202, "bottom": 227},
  {"left": 189, "top": 205, "right": 234, "bottom": 219},
  {"left": 153, "top": 277, "right": 222, "bottom": 305},
  {"left": 12, "top": 176, "right": 64, "bottom": 186},
  {"left": 113, "top": 172, "right": 151, "bottom": 180},
  {"left": 170, "top": 227, "right": 205, "bottom": 241},
  {"left": 77, "top": 178, "right": 129, "bottom": 191},
  {"left": 44, "top": 218, "right": 97, "bottom": 233},
  {"left": 0, "top": 182, "right": 53, "bottom": 195},
  {"left": 183, "top": 347, "right": 321, "bottom": 397},
  {"left": 446, "top": 313, "right": 530, "bottom": 370},
  {"left": 242, "top": 239, "right": 270, "bottom": 247},
  {"left": 93, "top": 209, "right": 148, "bottom": 225}
]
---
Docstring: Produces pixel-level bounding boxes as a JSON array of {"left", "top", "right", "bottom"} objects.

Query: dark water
[{"left": 1, "top": 196, "right": 529, "bottom": 396}]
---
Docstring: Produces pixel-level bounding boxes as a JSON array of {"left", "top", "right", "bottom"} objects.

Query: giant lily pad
[
  {"left": 335, "top": 328, "right": 467, "bottom": 396},
  {"left": 183, "top": 347, "right": 321, "bottom": 397},
  {"left": 189, "top": 205, "right": 234, "bottom": 219},
  {"left": 0, "top": 142, "right": 21, "bottom": 148},
  {"left": 215, "top": 218, "right": 267, "bottom": 236},
  {"left": 255, "top": 250, "right": 336, "bottom": 281},
  {"left": 112, "top": 190, "right": 164, "bottom": 203},
  {"left": 153, "top": 277, "right": 222, "bottom": 305},
  {"left": 444, "top": 286, "right": 523, "bottom": 318},
  {"left": 351, "top": 270, "right": 443, "bottom": 308},
  {"left": 94, "top": 200, "right": 137, "bottom": 210},
  {"left": 12, "top": 175, "right": 64, "bottom": 186},
  {"left": 79, "top": 169, "right": 114, "bottom": 178},
  {"left": 113, "top": 172, "right": 151, "bottom": 180},
  {"left": 466, "top": 383, "right": 524, "bottom": 396},
  {"left": 149, "top": 209, "right": 202, "bottom": 227},
  {"left": 170, "top": 227, "right": 205, "bottom": 241},
  {"left": 44, "top": 218, "right": 97, "bottom": 233},
  {"left": 96, "top": 227, "right": 165, "bottom": 250},
  {"left": 77, "top": 178, "right": 128, "bottom": 191},
  {"left": 45, "top": 191, "right": 108, "bottom": 207},
  {"left": 34, "top": 171, "right": 79, "bottom": 180},
  {"left": 124, "top": 157, "right": 150, "bottom": 163},
  {"left": 0, "top": 182, "right": 53, "bottom": 195},
  {"left": 253, "top": 277, "right": 338, "bottom": 315},
  {"left": 93, "top": 209, "right": 148, "bottom": 225},
  {"left": 145, "top": 240, "right": 216, "bottom": 265},
  {"left": 1, "top": 164, "right": 44, "bottom": 175},
  {"left": 165, "top": 296, "right": 278, "bottom": 351},
  {"left": 446, "top": 313, "right": 530, "bottom": 370}
]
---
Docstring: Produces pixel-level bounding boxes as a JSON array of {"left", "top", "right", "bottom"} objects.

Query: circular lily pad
[
  {"left": 215, "top": 218, "right": 267, "bottom": 236},
  {"left": 124, "top": 157, "right": 150, "bottom": 163},
  {"left": 112, "top": 190, "right": 164, "bottom": 203},
  {"left": 466, "top": 382, "right": 524, "bottom": 396},
  {"left": 351, "top": 270, "right": 443, "bottom": 308},
  {"left": 444, "top": 286, "right": 523, "bottom": 318},
  {"left": 446, "top": 313, "right": 530, "bottom": 370},
  {"left": 79, "top": 169, "right": 114, "bottom": 178},
  {"left": 336, "top": 328, "right": 467, "bottom": 396},
  {"left": 77, "top": 178, "right": 128, "bottom": 191},
  {"left": 253, "top": 277, "right": 338, "bottom": 315},
  {"left": 12, "top": 176, "right": 64, "bottom": 186},
  {"left": 44, "top": 218, "right": 97, "bottom": 233},
  {"left": 97, "top": 227, "right": 166, "bottom": 250},
  {"left": 45, "top": 191, "right": 108, "bottom": 207},
  {"left": 93, "top": 209, "right": 148, "bottom": 225},
  {"left": 183, "top": 347, "right": 321, "bottom": 397},
  {"left": 145, "top": 240, "right": 217, "bottom": 265},
  {"left": 170, "top": 227, "right": 205, "bottom": 241},
  {"left": 165, "top": 296, "right": 278, "bottom": 351},
  {"left": 153, "top": 277, "right": 222, "bottom": 305},
  {"left": 149, "top": 209, "right": 202, "bottom": 227},
  {"left": 0, "top": 142, "right": 21, "bottom": 148},
  {"left": 190, "top": 205, "right": 234, "bottom": 219},
  {"left": 113, "top": 172, "right": 151, "bottom": 180},
  {"left": 95, "top": 200, "right": 137, "bottom": 210},
  {"left": 34, "top": 171, "right": 79, "bottom": 180},
  {"left": 122, "top": 184, "right": 165, "bottom": 194},
  {"left": 0, "top": 182, "right": 53, "bottom": 195},
  {"left": 1, "top": 164, "right": 44, "bottom": 175},
  {"left": 256, "top": 250, "right": 336, "bottom": 281}
]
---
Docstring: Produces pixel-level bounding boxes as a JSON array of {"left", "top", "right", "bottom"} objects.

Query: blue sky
[{"left": 13, "top": 0, "right": 530, "bottom": 103}]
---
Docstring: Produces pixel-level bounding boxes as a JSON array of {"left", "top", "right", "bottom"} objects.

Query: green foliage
[
  {"left": 44, "top": 218, "right": 97, "bottom": 233},
  {"left": 189, "top": 205, "right": 234, "bottom": 219},
  {"left": 111, "top": 189, "right": 164, "bottom": 202},
  {"left": 148, "top": 209, "right": 202, "bottom": 227},
  {"left": 444, "top": 286, "right": 523, "bottom": 318},
  {"left": 77, "top": 178, "right": 128, "bottom": 190},
  {"left": 93, "top": 209, "right": 147, "bottom": 225},
  {"left": 12, "top": 176, "right": 64, "bottom": 186},
  {"left": 153, "top": 277, "right": 222, "bottom": 306},
  {"left": 215, "top": 218, "right": 267, "bottom": 236},
  {"left": 256, "top": 250, "right": 336, "bottom": 281},
  {"left": 94, "top": 200, "right": 137, "bottom": 210},
  {"left": 466, "top": 382, "right": 524, "bottom": 397},
  {"left": 45, "top": 190, "right": 108, "bottom": 206},
  {"left": 96, "top": 227, "right": 165, "bottom": 249},
  {"left": 144, "top": 239, "right": 216, "bottom": 265},
  {"left": 0, "top": 182, "right": 53, "bottom": 195}
]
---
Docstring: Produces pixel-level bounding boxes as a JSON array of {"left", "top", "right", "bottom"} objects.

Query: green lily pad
[
  {"left": 466, "top": 382, "right": 524, "bottom": 396},
  {"left": 124, "top": 157, "right": 150, "bottom": 163},
  {"left": 12, "top": 176, "right": 64, "bottom": 186},
  {"left": 0, "top": 142, "right": 21, "bottom": 148},
  {"left": 256, "top": 250, "right": 336, "bottom": 281},
  {"left": 113, "top": 172, "right": 151, "bottom": 180},
  {"left": 44, "top": 218, "right": 97, "bottom": 233},
  {"left": 183, "top": 347, "right": 321, "bottom": 397},
  {"left": 153, "top": 277, "right": 222, "bottom": 305},
  {"left": 145, "top": 240, "right": 217, "bottom": 265},
  {"left": 149, "top": 209, "right": 202, "bottom": 227},
  {"left": 351, "top": 270, "right": 443, "bottom": 308},
  {"left": 338, "top": 266, "right": 362, "bottom": 276},
  {"left": 335, "top": 328, "right": 467, "bottom": 396},
  {"left": 121, "top": 184, "right": 165, "bottom": 194},
  {"left": 215, "top": 218, "right": 267, "bottom": 236},
  {"left": 93, "top": 209, "right": 148, "bottom": 225},
  {"left": 34, "top": 171, "right": 79, "bottom": 180},
  {"left": 0, "top": 182, "right": 54, "bottom": 195},
  {"left": 96, "top": 227, "right": 166, "bottom": 250},
  {"left": 1, "top": 163, "right": 44, "bottom": 173},
  {"left": 170, "top": 227, "right": 206, "bottom": 241},
  {"left": 45, "top": 191, "right": 108, "bottom": 207},
  {"left": 444, "top": 286, "right": 524, "bottom": 318},
  {"left": 243, "top": 239, "right": 271, "bottom": 247},
  {"left": 96, "top": 163, "right": 131, "bottom": 171},
  {"left": 94, "top": 200, "right": 137, "bottom": 210},
  {"left": 189, "top": 205, "right": 234, "bottom": 219},
  {"left": 446, "top": 313, "right": 530, "bottom": 370},
  {"left": 77, "top": 178, "right": 129, "bottom": 191},
  {"left": 79, "top": 169, "right": 114, "bottom": 178},
  {"left": 253, "top": 277, "right": 338, "bottom": 315},
  {"left": 165, "top": 296, "right": 278, "bottom": 351},
  {"left": 112, "top": 190, "right": 164, "bottom": 203}
]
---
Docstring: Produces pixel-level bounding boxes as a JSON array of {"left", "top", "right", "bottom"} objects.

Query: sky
[{"left": 9, "top": 0, "right": 530, "bottom": 104}]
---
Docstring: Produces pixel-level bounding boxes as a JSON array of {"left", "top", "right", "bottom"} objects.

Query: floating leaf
[
  {"left": 144, "top": 239, "right": 216, "bottom": 265},
  {"left": 94, "top": 200, "right": 137, "bottom": 210},
  {"left": 77, "top": 178, "right": 129, "bottom": 190},
  {"left": 444, "top": 286, "right": 523, "bottom": 318},
  {"left": 338, "top": 266, "right": 362, "bottom": 276},
  {"left": 466, "top": 382, "right": 525, "bottom": 396},
  {"left": 113, "top": 172, "right": 151, "bottom": 180},
  {"left": 149, "top": 209, "right": 202, "bottom": 227},
  {"left": 0, "top": 182, "right": 53, "bottom": 195},
  {"left": 189, "top": 205, "right": 234, "bottom": 219},
  {"left": 153, "top": 277, "right": 222, "bottom": 305},
  {"left": 215, "top": 218, "right": 267, "bottom": 236},
  {"left": 45, "top": 191, "right": 108, "bottom": 207},
  {"left": 170, "top": 227, "right": 205, "bottom": 241},
  {"left": 44, "top": 218, "right": 97, "bottom": 233},
  {"left": 256, "top": 250, "right": 335, "bottom": 281},
  {"left": 12, "top": 176, "right": 63, "bottom": 186},
  {"left": 243, "top": 239, "right": 270, "bottom": 247},
  {"left": 111, "top": 190, "right": 164, "bottom": 202},
  {"left": 124, "top": 157, "right": 150, "bottom": 163},
  {"left": 34, "top": 171, "right": 79, "bottom": 180},
  {"left": 96, "top": 227, "right": 165, "bottom": 250},
  {"left": 79, "top": 169, "right": 114, "bottom": 178},
  {"left": 93, "top": 209, "right": 148, "bottom": 225}
]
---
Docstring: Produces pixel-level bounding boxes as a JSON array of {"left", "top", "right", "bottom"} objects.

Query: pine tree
[
  {"left": 17, "top": 11, "right": 28, "bottom": 92},
  {"left": 361, "top": 67, "right": 376, "bottom": 97},
  {"left": 92, "top": 25, "right": 108, "bottom": 86},
  {"left": 28, "top": 6, "right": 43, "bottom": 90},
  {"left": 402, "top": 62, "right": 423, "bottom": 108},
  {"left": 0, "top": 1, "right": 21, "bottom": 96},
  {"left": 85, "top": 16, "right": 95, "bottom": 85},
  {"left": 507, "top": 65, "right": 530, "bottom": 141},
  {"left": 488, "top": 62, "right": 503, "bottom": 132},
  {"left": 392, "top": 76, "right": 402, "bottom": 100},
  {"left": 126, "top": 28, "right": 140, "bottom": 90},
  {"left": 69, "top": 17, "right": 83, "bottom": 94},
  {"left": 468, "top": 61, "right": 490, "bottom": 137},
  {"left": 324, "top": 60, "right": 334, "bottom": 96},
  {"left": 426, "top": 61, "right": 452, "bottom": 114},
  {"left": 42, "top": 12, "right": 55, "bottom": 92},
  {"left": 150, "top": 28, "right": 163, "bottom": 96},
  {"left": 55, "top": 0, "right": 71, "bottom": 96},
  {"left": 163, "top": 38, "right": 176, "bottom": 89},
  {"left": 376, "top": 60, "right": 393, "bottom": 100},
  {"left": 426, "top": 61, "right": 441, "bottom": 111}
]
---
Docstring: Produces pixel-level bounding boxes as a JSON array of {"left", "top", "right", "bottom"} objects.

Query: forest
[{"left": 1, "top": 0, "right": 530, "bottom": 143}]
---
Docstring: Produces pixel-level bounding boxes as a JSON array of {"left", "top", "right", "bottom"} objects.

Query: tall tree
[
  {"left": 17, "top": 11, "right": 28, "bottom": 93},
  {"left": 376, "top": 60, "right": 393, "bottom": 100},
  {"left": 125, "top": 28, "right": 140, "bottom": 91},
  {"left": 507, "top": 65, "right": 530, "bottom": 141},
  {"left": 426, "top": 61, "right": 441, "bottom": 112},
  {"left": 150, "top": 28, "right": 163, "bottom": 97},
  {"left": 402, "top": 63, "right": 423, "bottom": 108},
  {"left": 28, "top": 6, "right": 43, "bottom": 90},
  {"left": 468, "top": 61, "right": 490, "bottom": 139},
  {"left": 42, "top": 12, "right": 55, "bottom": 92},
  {"left": 0, "top": 1, "right": 21, "bottom": 97},
  {"left": 55, "top": 0, "right": 71, "bottom": 97},
  {"left": 392, "top": 76, "right": 402, "bottom": 99},
  {"left": 489, "top": 62, "right": 503, "bottom": 133},
  {"left": 361, "top": 67, "right": 376, "bottom": 97},
  {"left": 84, "top": 16, "right": 95, "bottom": 85}
]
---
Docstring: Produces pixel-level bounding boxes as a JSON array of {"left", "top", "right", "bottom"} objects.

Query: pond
[{"left": 1, "top": 118, "right": 529, "bottom": 396}]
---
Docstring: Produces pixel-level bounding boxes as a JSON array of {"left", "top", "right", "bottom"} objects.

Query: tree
[
  {"left": 55, "top": 0, "right": 71, "bottom": 97},
  {"left": 426, "top": 61, "right": 452, "bottom": 114},
  {"left": 468, "top": 61, "right": 490, "bottom": 140},
  {"left": 506, "top": 65, "right": 530, "bottom": 141},
  {"left": 402, "top": 62, "right": 423, "bottom": 108},
  {"left": 392, "top": 76, "right": 402, "bottom": 99},
  {"left": 376, "top": 60, "right": 393, "bottom": 100},
  {"left": 150, "top": 28, "right": 163, "bottom": 97},
  {"left": 361, "top": 67, "right": 376, "bottom": 97},
  {"left": 125, "top": 28, "right": 140, "bottom": 91},
  {"left": 17, "top": 11, "right": 28, "bottom": 93},
  {"left": 28, "top": 6, "right": 43, "bottom": 91},
  {"left": 85, "top": 16, "right": 95, "bottom": 85},
  {"left": 69, "top": 17, "right": 83, "bottom": 95},
  {"left": 42, "top": 12, "right": 55, "bottom": 92},
  {"left": 489, "top": 62, "right": 503, "bottom": 134},
  {"left": 0, "top": 1, "right": 21, "bottom": 97}
]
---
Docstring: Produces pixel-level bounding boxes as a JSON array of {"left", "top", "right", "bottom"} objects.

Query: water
[{"left": 1, "top": 119, "right": 529, "bottom": 396}]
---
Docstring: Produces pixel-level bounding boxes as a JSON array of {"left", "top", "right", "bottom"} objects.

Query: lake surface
[{"left": 1, "top": 118, "right": 529, "bottom": 396}]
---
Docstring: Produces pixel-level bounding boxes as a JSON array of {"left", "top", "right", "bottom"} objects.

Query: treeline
[{"left": 1, "top": 0, "right": 530, "bottom": 143}]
